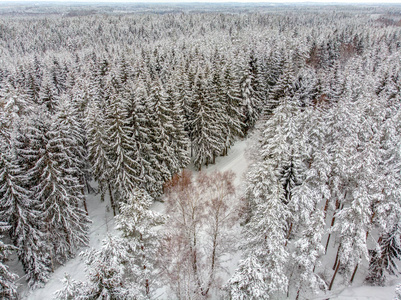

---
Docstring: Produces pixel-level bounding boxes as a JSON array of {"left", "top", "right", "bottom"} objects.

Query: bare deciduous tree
[{"left": 160, "top": 169, "right": 240, "bottom": 299}]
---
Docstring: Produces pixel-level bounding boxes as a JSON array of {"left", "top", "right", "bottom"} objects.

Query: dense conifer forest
[{"left": 1, "top": 3, "right": 401, "bottom": 299}]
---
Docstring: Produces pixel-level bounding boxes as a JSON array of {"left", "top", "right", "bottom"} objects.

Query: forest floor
[{"left": 17, "top": 137, "right": 401, "bottom": 300}]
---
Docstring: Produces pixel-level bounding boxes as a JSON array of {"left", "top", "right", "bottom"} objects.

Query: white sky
[{"left": 1, "top": 0, "right": 401, "bottom": 3}]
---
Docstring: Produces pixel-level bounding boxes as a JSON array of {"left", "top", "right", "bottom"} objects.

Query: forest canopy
[{"left": 1, "top": 3, "right": 401, "bottom": 299}]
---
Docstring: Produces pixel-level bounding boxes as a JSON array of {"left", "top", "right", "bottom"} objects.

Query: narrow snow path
[
  {"left": 312, "top": 283, "right": 399, "bottom": 300},
  {"left": 200, "top": 138, "right": 250, "bottom": 184}
]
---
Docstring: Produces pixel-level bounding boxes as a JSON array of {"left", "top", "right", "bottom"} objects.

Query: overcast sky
[{"left": 1, "top": 0, "right": 401, "bottom": 3}]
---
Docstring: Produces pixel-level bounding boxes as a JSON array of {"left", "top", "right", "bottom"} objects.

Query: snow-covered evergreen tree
[
  {"left": 225, "top": 255, "right": 269, "bottom": 300},
  {"left": 80, "top": 235, "right": 138, "bottom": 299},
  {"left": 240, "top": 52, "right": 263, "bottom": 132},
  {"left": 146, "top": 77, "right": 179, "bottom": 184},
  {"left": 0, "top": 133, "right": 52, "bottom": 288},
  {"left": 290, "top": 211, "right": 327, "bottom": 299},
  {"left": 221, "top": 62, "right": 244, "bottom": 151},
  {"left": 231, "top": 161, "right": 290, "bottom": 298},
  {"left": 396, "top": 283, "right": 401, "bottom": 300},
  {"left": 86, "top": 98, "right": 115, "bottom": 211},
  {"left": 115, "top": 188, "right": 164, "bottom": 297},
  {"left": 165, "top": 77, "right": 190, "bottom": 170},
  {"left": 39, "top": 72, "right": 59, "bottom": 114},
  {"left": 191, "top": 72, "right": 224, "bottom": 170},
  {"left": 105, "top": 73, "right": 142, "bottom": 199},
  {"left": 0, "top": 222, "right": 18, "bottom": 299},
  {"left": 29, "top": 104, "right": 90, "bottom": 265},
  {"left": 54, "top": 273, "right": 88, "bottom": 300},
  {"left": 366, "top": 225, "right": 401, "bottom": 286},
  {"left": 57, "top": 188, "right": 163, "bottom": 300}
]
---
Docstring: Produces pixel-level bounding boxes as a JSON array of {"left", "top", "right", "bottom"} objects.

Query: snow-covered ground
[
  {"left": 18, "top": 137, "right": 401, "bottom": 299},
  {"left": 20, "top": 187, "right": 117, "bottom": 300},
  {"left": 332, "top": 284, "right": 399, "bottom": 300}
]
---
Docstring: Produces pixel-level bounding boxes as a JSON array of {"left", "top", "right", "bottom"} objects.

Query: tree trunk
[
  {"left": 285, "top": 222, "right": 293, "bottom": 247},
  {"left": 203, "top": 229, "right": 218, "bottom": 297},
  {"left": 295, "top": 289, "right": 300, "bottom": 300},
  {"left": 191, "top": 227, "right": 203, "bottom": 295},
  {"left": 350, "top": 263, "right": 358, "bottom": 284},
  {"left": 146, "top": 278, "right": 149, "bottom": 295},
  {"left": 333, "top": 243, "right": 341, "bottom": 270},
  {"left": 83, "top": 198, "right": 89, "bottom": 216},
  {"left": 329, "top": 259, "right": 341, "bottom": 290},
  {"left": 323, "top": 197, "right": 330, "bottom": 219},
  {"left": 325, "top": 199, "right": 341, "bottom": 253},
  {"left": 84, "top": 176, "right": 92, "bottom": 194},
  {"left": 325, "top": 233, "right": 332, "bottom": 254},
  {"left": 79, "top": 179, "right": 88, "bottom": 215},
  {"left": 107, "top": 180, "right": 116, "bottom": 216}
]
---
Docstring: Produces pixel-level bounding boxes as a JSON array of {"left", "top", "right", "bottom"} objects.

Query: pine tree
[
  {"left": 396, "top": 284, "right": 401, "bottom": 300},
  {"left": 329, "top": 93, "right": 379, "bottom": 288},
  {"left": 290, "top": 211, "right": 327, "bottom": 299},
  {"left": 366, "top": 225, "right": 401, "bottom": 286}
]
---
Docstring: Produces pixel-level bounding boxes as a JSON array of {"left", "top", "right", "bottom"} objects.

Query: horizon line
[{"left": 1, "top": 0, "right": 401, "bottom": 4}]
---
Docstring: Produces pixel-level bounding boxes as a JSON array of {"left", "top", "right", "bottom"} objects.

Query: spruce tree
[
  {"left": 146, "top": 77, "right": 178, "bottom": 184},
  {"left": 221, "top": 62, "right": 244, "bottom": 152},
  {"left": 191, "top": 72, "right": 224, "bottom": 170},
  {"left": 165, "top": 77, "right": 190, "bottom": 171},
  {"left": 0, "top": 222, "right": 18, "bottom": 299},
  {"left": 105, "top": 74, "right": 145, "bottom": 199},
  {"left": 56, "top": 188, "right": 163, "bottom": 300},
  {"left": 30, "top": 105, "right": 90, "bottom": 265},
  {"left": 0, "top": 138, "right": 52, "bottom": 288},
  {"left": 240, "top": 52, "right": 263, "bottom": 132},
  {"left": 86, "top": 98, "right": 115, "bottom": 211}
]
